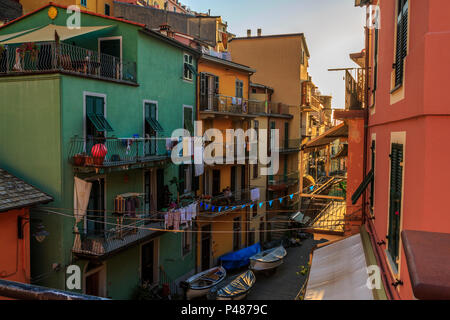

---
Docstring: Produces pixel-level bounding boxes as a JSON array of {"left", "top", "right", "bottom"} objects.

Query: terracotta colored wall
[
  {"left": 0, "top": 209, "right": 30, "bottom": 287},
  {"left": 367, "top": 0, "right": 450, "bottom": 300}
]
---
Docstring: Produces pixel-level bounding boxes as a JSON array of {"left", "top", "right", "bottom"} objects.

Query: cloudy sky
[{"left": 182, "top": 0, "right": 366, "bottom": 108}]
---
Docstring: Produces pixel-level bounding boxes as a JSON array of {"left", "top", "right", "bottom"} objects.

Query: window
[
  {"left": 104, "top": 4, "right": 110, "bottom": 16},
  {"left": 182, "top": 226, "right": 192, "bottom": 255},
  {"left": 253, "top": 120, "right": 259, "bottom": 179},
  {"left": 87, "top": 178, "right": 105, "bottom": 236},
  {"left": 301, "top": 49, "right": 305, "bottom": 65},
  {"left": 184, "top": 53, "right": 194, "bottom": 81},
  {"left": 85, "top": 95, "right": 112, "bottom": 151},
  {"left": 183, "top": 106, "right": 194, "bottom": 135},
  {"left": 393, "top": 0, "right": 409, "bottom": 88},
  {"left": 81, "top": 0, "right": 87, "bottom": 7},
  {"left": 179, "top": 164, "right": 192, "bottom": 194},
  {"left": 387, "top": 143, "right": 404, "bottom": 271},
  {"left": 235, "top": 79, "right": 244, "bottom": 98},
  {"left": 144, "top": 102, "right": 163, "bottom": 156}
]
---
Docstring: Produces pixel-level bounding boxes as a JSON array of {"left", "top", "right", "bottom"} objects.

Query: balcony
[
  {"left": 72, "top": 214, "right": 165, "bottom": 258},
  {"left": 68, "top": 136, "right": 169, "bottom": 172},
  {"left": 0, "top": 42, "right": 137, "bottom": 84},
  {"left": 199, "top": 188, "right": 253, "bottom": 217},
  {"left": 280, "top": 139, "right": 301, "bottom": 153},
  {"left": 268, "top": 102, "right": 291, "bottom": 117},
  {"left": 268, "top": 172, "right": 299, "bottom": 191},
  {"left": 199, "top": 94, "right": 256, "bottom": 118}
]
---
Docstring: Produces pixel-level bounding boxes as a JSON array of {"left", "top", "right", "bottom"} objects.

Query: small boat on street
[
  {"left": 182, "top": 266, "right": 226, "bottom": 300},
  {"left": 214, "top": 270, "right": 256, "bottom": 300},
  {"left": 249, "top": 246, "right": 287, "bottom": 272}
]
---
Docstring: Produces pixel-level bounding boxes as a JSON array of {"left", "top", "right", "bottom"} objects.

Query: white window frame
[
  {"left": 183, "top": 53, "right": 194, "bottom": 81},
  {"left": 83, "top": 91, "right": 107, "bottom": 151},
  {"left": 143, "top": 100, "right": 159, "bottom": 155}
]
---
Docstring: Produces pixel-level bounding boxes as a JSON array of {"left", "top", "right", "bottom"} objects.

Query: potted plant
[{"left": 72, "top": 152, "right": 86, "bottom": 166}]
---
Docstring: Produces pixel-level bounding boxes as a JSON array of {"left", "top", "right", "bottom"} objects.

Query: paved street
[{"left": 219, "top": 237, "right": 324, "bottom": 300}]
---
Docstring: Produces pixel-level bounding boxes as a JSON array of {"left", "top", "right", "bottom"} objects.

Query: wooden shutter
[
  {"left": 214, "top": 76, "right": 219, "bottom": 94},
  {"left": 200, "top": 73, "right": 206, "bottom": 95},
  {"left": 388, "top": 143, "right": 403, "bottom": 268},
  {"left": 394, "top": 0, "right": 408, "bottom": 87}
]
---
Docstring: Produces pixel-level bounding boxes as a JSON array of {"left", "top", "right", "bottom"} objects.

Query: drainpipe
[{"left": 362, "top": 4, "right": 370, "bottom": 226}]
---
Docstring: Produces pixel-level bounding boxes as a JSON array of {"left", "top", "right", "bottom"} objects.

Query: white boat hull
[{"left": 250, "top": 258, "right": 284, "bottom": 271}]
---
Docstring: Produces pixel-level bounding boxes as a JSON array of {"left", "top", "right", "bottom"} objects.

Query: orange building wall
[
  {"left": 0, "top": 208, "right": 31, "bottom": 286},
  {"left": 229, "top": 35, "right": 305, "bottom": 106},
  {"left": 365, "top": 0, "right": 450, "bottom": 300}
]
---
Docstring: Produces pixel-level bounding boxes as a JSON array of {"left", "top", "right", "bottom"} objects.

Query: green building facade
[{"left": 0, "top": 5, "right": 198, "bottom": 299}]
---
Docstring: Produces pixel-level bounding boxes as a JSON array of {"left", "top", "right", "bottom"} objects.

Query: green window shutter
[
  {"left": 394, "top": 0, "right": 408, "bottom": 87},
  {"left": 145, "top": 103, "right": 164, "bottom": 132},
  {"left": 388, "top": 143, "right": 403, "bottom": 268},
  {"left": 86, "top": 96, "right": 113, "bottom": 132},
  {"left": 184, "top": 107, "right": 193, "bottom": 134}
]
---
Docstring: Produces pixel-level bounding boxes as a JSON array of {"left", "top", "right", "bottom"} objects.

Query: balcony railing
[
  {"left": 280, "top": 139, "right": 301, "bottom": 153},
  {"left": 0, "top": 42, "right": 137, "bottom": 83},
  {"left": 268, "top": 102, "right": 290, "bottom": 116},
  {"left": 268, "top": 172, "right": 299, "bottom": 187},
  {"left": 72, "top": 214, "right": 164, "bottom": 257},
  {"left": 68, "top": 136, "right": 169, "bottom": 168},
  {"left": 200, "top": 188, "right": 253, "bottom": 213},
  {"left": 200, "top": 94, "right": 254, "bottom": 115}
]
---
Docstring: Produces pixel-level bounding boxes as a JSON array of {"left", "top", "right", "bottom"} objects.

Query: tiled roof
[{"left": 0, "top": 168, "right": 53, "bottom": 213}]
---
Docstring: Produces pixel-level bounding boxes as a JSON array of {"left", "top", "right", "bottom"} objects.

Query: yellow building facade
[
  {"left": 20, "top": 0, "right": 115, "bottom": 16},
  {"left": 195, "top": 54, "right": 257, "bottom": 271}
]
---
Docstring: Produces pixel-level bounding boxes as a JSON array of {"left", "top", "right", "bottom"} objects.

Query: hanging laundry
[{"left": 251, "top": 188, "right": 260, "bottom": 202}]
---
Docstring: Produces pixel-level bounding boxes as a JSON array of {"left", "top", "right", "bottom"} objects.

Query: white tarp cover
[
  {"left": 72, "top": 177, "right": 92, "bottom": 252},
  {"left": 305, "top": 233, "right": 374, "bottom": 300},
  {"left": 0, "top": 24, "right": 112, "bottom": 44}
]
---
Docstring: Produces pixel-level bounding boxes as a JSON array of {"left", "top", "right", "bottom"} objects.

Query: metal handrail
[{"left": 0, "top": 42, "right": 137, "bottom": 83}]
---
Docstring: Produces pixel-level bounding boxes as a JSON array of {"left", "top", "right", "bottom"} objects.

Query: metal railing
[
  {"left": 72, "top": 213, "right": 164, "bottom": 257},
  {"left": 268, "top": 172, "right": 299, "bottom": 186},
  {"left": 199, "top": 94, "right": 251, "bottom": 114},
  {"left": 0, "top": 42, "right": 137, "bottom": 83},
  {"left": 280, "top": 139, "right": 301, "bottom": 152},
  {"left": 200, "top": 188, "right": 254, "bottom": 211},
  {"left": 268, "top": 102, "right": 290, "bottom": 115},
  {"left": 69, "top": 136, "right": 168, "bottom": 168}
]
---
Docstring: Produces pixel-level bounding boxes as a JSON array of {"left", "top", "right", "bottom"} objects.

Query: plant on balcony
[
  {"left": 72, "top": 152, "right": 87, "bottom": 166},
  {"left": 0, "top": 44, "right": 5, "bottom": 55},
  {"left": 18, "top": 42, "right": 39, "bottom": 61}
]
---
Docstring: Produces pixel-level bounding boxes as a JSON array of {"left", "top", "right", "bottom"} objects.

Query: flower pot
[
  {"left": 85, "top": 156, "right": 94, "bottom": 166},
  {"left": 73, "top": 154, "right": 85, "bottom": 166},
  {"left": 93, "top": 157, "right": 105, "bottom": 166}
]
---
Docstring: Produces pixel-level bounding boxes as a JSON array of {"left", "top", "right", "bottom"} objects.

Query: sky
[{"left": 182, "top": 0, "right": 366, "bottom": 108}]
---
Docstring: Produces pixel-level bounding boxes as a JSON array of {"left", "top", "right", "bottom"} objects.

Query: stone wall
[
  {"left": 113, "top": 1, "right": 217, "bottom": 46},
  {"left": 0, "top": 0, "right": 22, "bottom": 23}
]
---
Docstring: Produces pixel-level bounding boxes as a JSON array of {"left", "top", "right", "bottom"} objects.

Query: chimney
[
  {"left": 247, "top": 29, "right": 251, "bottom": 37},
  {"left": 257, "top": 28, "right": 262, "bottom": 37}
]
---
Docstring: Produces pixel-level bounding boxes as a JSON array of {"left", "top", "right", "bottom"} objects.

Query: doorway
[
  {"left": 84, "top": 262, "right": 106, "bottom": 297},
  {"left": 141, "top": 241, "right": 155, "bottom": 285}
]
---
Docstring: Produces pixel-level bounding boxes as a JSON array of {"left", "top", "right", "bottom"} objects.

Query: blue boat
[{"left": 219, "top": 243, "right": 261, "bottom": 270}]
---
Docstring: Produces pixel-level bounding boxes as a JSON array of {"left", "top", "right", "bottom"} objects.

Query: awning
[
  {"left": 145, "top": 117, "right": 164, "bottom": 133},
  {"left": 0, "top": 27, "right": 40, "bottom": 42},
  {"left": 351, "top": 169, "right": 374, "bottom": 205},
  {"left": 87, "top": 113, "right": 114, "bottom": 132},
  {"left": 0, "top": 24, "right": 113, "bottom": 44},
  {"left": 304, "top": 234, "right": 374, "bottom": 300},
  {"left": 302, "top": 122, "right": 348, "bottom": 151}
]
